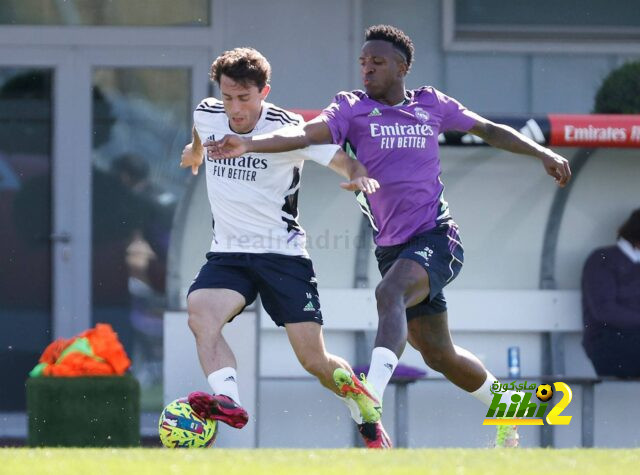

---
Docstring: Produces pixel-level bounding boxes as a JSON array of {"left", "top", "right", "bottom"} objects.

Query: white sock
[
  {"left": 336, "top": 395, "right": 363, "bottom": 424},
  {"left": 470, "top": 370, "right": 518, "bottom": 408},
  {"left": 207, "top": 367, "right": 241, "bottom": 405},
  {"left": 366, "top": 346, "right": 398, "bottom": 398}
]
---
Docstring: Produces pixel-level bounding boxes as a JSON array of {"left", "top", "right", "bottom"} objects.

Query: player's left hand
[
  {"left": 204, "top": 135, "right": 248, "bottom": 159},
  {"left": 340, "top": 177, "right": 380, "bottom": 194},
  {"left": 180, "top": 143, "right": 203, "bottom": 175},
  {"left": 540, "top": 150, "right": 571, "bottom": 187}
]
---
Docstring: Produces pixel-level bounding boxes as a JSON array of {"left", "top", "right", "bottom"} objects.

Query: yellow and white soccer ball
[
  {"left": 158, "top": 397, "right": 218, "bottom": 448},
  {"left": 536, "top": 384, "right": 553, "bottom": 402}
]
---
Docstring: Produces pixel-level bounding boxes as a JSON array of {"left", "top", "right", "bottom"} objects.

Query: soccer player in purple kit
[{"left": 207, "top": 25, "right": 571, "bottom": 448}]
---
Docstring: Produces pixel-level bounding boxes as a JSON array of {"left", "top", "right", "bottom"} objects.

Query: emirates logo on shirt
[
  {"left": 370, "top": 122, "right": 434, "bottom": 149},
  {"left": 369, "top": 123, "right": 434, "bottom": 138}
]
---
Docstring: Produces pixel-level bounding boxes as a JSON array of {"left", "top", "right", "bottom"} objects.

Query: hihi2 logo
[{"left": 482, "top": 382, "right": 573, "bottom": 426}]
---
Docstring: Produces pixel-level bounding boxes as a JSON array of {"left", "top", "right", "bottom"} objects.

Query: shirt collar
[
  {"left": 393, "top": 91, "right": 412, "bottom": 107},
  {"left": 617, "top": 238, "right": 640, "bottom": 263}
]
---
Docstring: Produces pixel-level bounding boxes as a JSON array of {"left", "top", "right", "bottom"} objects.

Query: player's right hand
[
  {"left": 204, "top": 135, "right": 248, "bottom": 159},
  {"left": 340, "top": 176, "right": 380, "bottom": 194},
  {"left": 180, "top": 143, "right": 203, "bottom": 175},
  {"left": 540, "top": 149, "right": 571, "bottom": 187}
]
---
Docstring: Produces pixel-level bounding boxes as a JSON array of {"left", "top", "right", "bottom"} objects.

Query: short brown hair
[{"left": 210, "top": 47, "right": 271, "bottom": 91}]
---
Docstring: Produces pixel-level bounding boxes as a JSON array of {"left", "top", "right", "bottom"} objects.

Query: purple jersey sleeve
[
  {"left": 436, "top": 90, "right": 477, "bottom": 132},
  {"left": 320, "top": 92, "right": 355, "bottom": 146}
]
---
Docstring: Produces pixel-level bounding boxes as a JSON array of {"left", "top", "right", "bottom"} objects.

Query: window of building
[
  {"left": 91, "top": 67, "right": 191, "bottom": 410},
  {"left": 445, "top": 0, "right": 640, "bottom": 51},
  {"left": 0, "top": 68, "right": 53, "bottom": 411},
  {"left": 0, "top": 0, "right": 209, "bottom": 26}
]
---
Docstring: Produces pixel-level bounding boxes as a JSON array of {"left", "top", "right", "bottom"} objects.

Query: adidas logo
[
  {"left": 368, "top": 108, "right": 382, "bottom": 117},
  {"left": 414, "top": 250, "right": 431, "bottom": 264},
  {"left": 224, "top": 376, "right": 236, "bottom": 382},
  {"left": 303, "top": 301, "right": 315, "bottom": 312}
]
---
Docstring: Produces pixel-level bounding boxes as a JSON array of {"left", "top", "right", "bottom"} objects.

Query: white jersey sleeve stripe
[{"left": 283, "top": 184, "right": 301, "bottom": 197}]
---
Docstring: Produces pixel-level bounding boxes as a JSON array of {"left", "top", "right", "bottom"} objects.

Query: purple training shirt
[{"left": 321, "top": 87, "right": 477, "bottom": 246}]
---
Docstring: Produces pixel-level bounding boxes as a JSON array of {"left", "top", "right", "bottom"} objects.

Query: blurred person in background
[
  {"left": 582, "top": 209, "right": 640, "bottom": 377},
  {"left": 112, "top": 153, "right": 174, "bottom": 295},
  {"left": 111, "top": 153, "right": 175, "bottom": 386}
]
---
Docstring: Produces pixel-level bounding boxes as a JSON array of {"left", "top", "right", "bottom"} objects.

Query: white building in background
[{"left": 1, "top": 0, "right": 639, "bottom": 447}]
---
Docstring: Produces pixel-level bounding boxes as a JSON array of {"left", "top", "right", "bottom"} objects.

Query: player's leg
[
  {"left": 254, "top": 254, "right": 391, "bottom": 447},
  {"left": 374, "top": 258, "right": 429, "bottom": 354},
  {"left": 286, "top": 321, "right": 383, "bottom": 428},
  {"left": 186, "top": 254, "right": 257, "bottom": 428},
  {"left": 407, "top": 311, "right": 519, "bottom": 447},
  {"left": 367, "top": 220, "right": 466, "bottom": 401},
  {"left": 187, "top": 287, "right": 245, "bottom": 394},
  {"left": 186, "top": 288, "right": 251, "bottom": 428},
  {"left": 253, "top": 254, "right": 372, "bottom": 404},
  {"left": 285, "top": 321, "right": 391, "bottom": 448},
  {"left": 407, "top": 311, "right": 486, "bottom": 391},
  {"left": 363, "top": 258, "right": 431, "bottom": 402},
  {"left": 285, "top": 321, "right": 350, "bottom": 395}
]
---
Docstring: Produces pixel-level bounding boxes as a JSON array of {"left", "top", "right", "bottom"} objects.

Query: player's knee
[
  {"left": 187, "top": 311, "right": 219, "bottom": 338},
  {"left": 375, "top": 280, "right": 404, "bottom": 310},
  {"left": 187, "top": 299, "right": 226, "bottom": 337}
]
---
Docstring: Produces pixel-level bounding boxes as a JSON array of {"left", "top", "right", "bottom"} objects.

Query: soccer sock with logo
[
  {"left": 366, "top": 346, "right": 399, "bottom": 398},
  {"left": 207, "top": 367, "right": 241, "bottom": 405},
  {"left": 470, "top": 370, "right": 518, "bottom": 407}
]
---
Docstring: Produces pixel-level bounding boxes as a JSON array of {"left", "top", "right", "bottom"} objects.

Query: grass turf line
[{"left": 2, "top": 448, "right": 639, "bottom": 475}]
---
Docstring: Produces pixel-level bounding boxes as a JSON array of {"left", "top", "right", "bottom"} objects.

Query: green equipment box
[{"left": 27, "top": 375, "right": 140, "bottom": 447}]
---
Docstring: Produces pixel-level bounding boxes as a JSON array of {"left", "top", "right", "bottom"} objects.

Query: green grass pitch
[{"left": 2, "top": 448, "right": 640, "bottom": 475}]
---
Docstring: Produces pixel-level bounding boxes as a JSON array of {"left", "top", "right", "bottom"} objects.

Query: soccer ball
[
  {"left": 158, "top": 397, "right": 218, "bottom": 448},
  {"left": 536, "top": 384, "right": 553, "bottom": 402}
]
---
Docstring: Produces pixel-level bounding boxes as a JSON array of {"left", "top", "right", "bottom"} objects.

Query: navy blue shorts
[
  {"left": 375, "top": 220, "right": 464, "bottom": 319},
  {"left": 188, "top": 252, "right": 322, "bottom": 327}
]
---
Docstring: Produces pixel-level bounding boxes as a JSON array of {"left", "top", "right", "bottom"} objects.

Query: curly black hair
[
  {"left": 618, "top": 208, "right": 640, "bottom": 245},
  {"left": 365, "top": 24, "right": 414, "bottom": 70},
  {"left": 210, "top": 47, "right": 271, "bottom": 91}
]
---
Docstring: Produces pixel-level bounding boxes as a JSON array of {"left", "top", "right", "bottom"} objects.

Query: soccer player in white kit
[{"left": 179, "top": 47, "right": 390, "bottom": 447}]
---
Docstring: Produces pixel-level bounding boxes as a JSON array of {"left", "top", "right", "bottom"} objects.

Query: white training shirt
[{"left": 193, "top": 98, "right": 339, "bottom": 257}]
